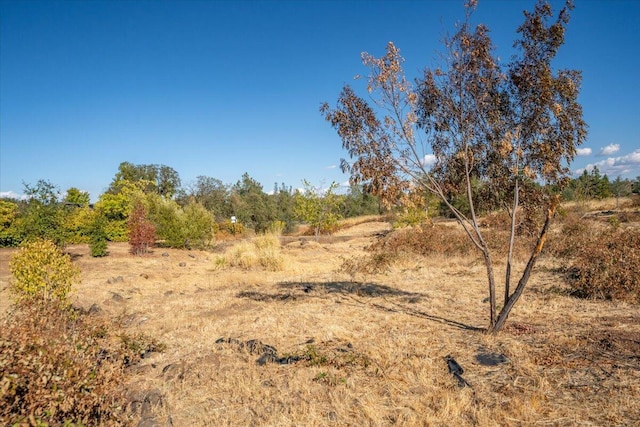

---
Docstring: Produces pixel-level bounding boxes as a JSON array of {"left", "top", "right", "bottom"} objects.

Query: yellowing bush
[{"left": 9, "top": 239, "right": 80, "bottom": 302}]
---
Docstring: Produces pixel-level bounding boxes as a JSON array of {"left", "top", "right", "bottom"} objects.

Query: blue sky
[{"left": 1, "top": 0, "right": 639, "bottom": 202}]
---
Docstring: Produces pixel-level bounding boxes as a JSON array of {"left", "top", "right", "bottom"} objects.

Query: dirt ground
[{"left": 1, "top": 220, "right": 639, "bottom": 426}]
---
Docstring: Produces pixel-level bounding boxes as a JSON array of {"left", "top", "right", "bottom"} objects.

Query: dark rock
[
  {"left": 138, "top": 418, "right": 165, "bottom": 427},
  {"left": 178, "top": 262, "right": 186, "bottom": 267},
  {"left": 162, "top": 252, "right": 169, "bottom": 257},
  {"left": 111, "top": 292, "right": 125, "bottom": 302},
  {"left": 475, "top": 352, "right": 508, "bottom": 366},
  {"left": 162, "top": 363, "right": 186, "bottom": 381},
  {"left": 88, "top": 303, "right": 102, "bottom": 315},
  {"left": 141, "top": 389, "right": 164, "bottom": 417}
]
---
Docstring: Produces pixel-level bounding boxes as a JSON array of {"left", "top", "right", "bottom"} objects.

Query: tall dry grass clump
[{"left": 216, "top": 232, "right": 284, "bottom": 271}]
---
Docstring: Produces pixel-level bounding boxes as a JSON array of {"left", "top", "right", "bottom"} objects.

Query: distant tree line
[
  {"left": 0, "top": 162, "right": 382, "bottom": 250},
  {"left": 560, "top": 166, "right": 639, "bottom": 201}
]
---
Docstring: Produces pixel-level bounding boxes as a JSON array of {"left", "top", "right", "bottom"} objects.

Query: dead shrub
[
  {"left": 564, "top": 228, "right": 640, "bottom": 303},
  {"left": 339, "top": 251, "right": 397, "bottom": 276},
  {"left": 370, "top": 224, "right": 472, "bottom": 257},
  {"left": 547, "top": 211, "right": 590, "bottom": 259},
  {"left": 0, "top": 300, "right": 134, "bottom": 425}
]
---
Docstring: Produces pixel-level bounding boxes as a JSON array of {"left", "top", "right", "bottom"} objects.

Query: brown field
[{"left": 1, "top": 207, "right": 639, "bottom": 426}]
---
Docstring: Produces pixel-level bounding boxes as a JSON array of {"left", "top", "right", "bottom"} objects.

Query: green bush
[
  {"left": 88, "top": 215, "right": 109, "bottom": 257},
  {"left": 148, "top": 197, "right": 213, "bottom": 249},
  {"left": 9, "top": 239, "right": 80, "bottom": 303},
  {"left": 0, "top": 199, "right": 21, "bottom": 247}
]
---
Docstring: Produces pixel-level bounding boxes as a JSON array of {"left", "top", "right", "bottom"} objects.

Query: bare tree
[{"left": 321, "top": 0, "right": 586, "bottom": 332}]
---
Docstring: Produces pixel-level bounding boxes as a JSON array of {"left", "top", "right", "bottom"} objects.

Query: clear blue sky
[{"left": 1, "top": 0, "right": 639, "bottom": 202}]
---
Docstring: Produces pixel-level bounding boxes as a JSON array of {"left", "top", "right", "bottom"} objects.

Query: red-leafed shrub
[{"left": 128, "top": 202, "right": 156, "bottom": 255}]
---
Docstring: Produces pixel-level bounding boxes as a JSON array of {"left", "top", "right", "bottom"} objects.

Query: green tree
[
  {"left": 108, "top": 162, "right": 181, "bottom": 198},
  {"left": 294, "top": 180, "right": 343, "bottom": 239},
  {"left": 18, "top": 180, "right": 69, "bottom": 246},
  {"left": 322, "top": 0, "right": 586, "bottom": 332},
  {"left": 63, "top": 187, "right": 90, "bottom": 207},
  {"left": 610, "top": 176, "right": 633, "bottom": 209},
  {"left": 340, "top": 184, "right": 381, "bottom": 217},
  {"left": 178, "top": 175, "right": 229, "bottom": 219},
  {"left": 229, "top": 173, "right": 275, "bottom": 233},
  {"left": 633, "top": 177, "right": 640, "bottom": 195},
  {"left": 271, "top": 182, "right": 297, "bottom": 232}
]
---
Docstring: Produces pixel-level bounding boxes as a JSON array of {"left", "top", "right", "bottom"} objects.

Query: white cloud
[
  {"left": 576, "top": 147, "right": 592, "bottom": 156},
  {"left": 0, "top": 191, "right": 27, "bottom": 200},
  {"left": 575, "top": 149, "right": 640, "bottom": 177},
  {"left": 326, "top": 165, "right": 337, "bottom": 170},
  {"left": 422, "top": 154, "right": 437, "bottom": 167},
  {"left": 599, "top": 143, "right": 620, "bottom": 156}
]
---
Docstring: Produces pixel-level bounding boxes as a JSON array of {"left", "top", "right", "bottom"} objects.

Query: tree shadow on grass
[{"left": 237, "top": 281, "right": 482, "bottom": 332}]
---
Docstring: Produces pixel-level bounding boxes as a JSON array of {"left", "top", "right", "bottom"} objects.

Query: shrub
[
  {"left": 339, "top": 251, "right": 397, "bottom": 277},
  {"left": 392, "top": 207, "right": 429, "bottom": 229},
  {"left": 9, "top": 239, "right": 80, "bottom": 303},
  {"left": 182, "top": 201, "right": 214, "bottom": 248},
  {"left": 370, "top": 223, "right": 472, "bottom": 257},
  {"left": 88, "top": 214, "right": 109, "bottom": 257},
  {"left": 216, "top": 218, "right": 245, "bottom": 238},
  {"left": 128, "top": 202, "right": 155, "bottom": 255},
  {"left": 63, "top": 206, "right": 96, "bottom": 244},
  {"left": 0, "top": 300, "right": 134, "bottom": 425},
  {"left": 0, "top": 199, "right": 21, "bottom": 247},
  {"left": 564, "top": 228, "right": 640, "bottom": 303},
  {"left": 103, "top": 219, "right": 128, "bottom": 242}
]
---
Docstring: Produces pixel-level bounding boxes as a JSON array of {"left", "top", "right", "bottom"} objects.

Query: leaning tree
[{"left": 321, "top": 0, "right": 586, "bottom": 332}]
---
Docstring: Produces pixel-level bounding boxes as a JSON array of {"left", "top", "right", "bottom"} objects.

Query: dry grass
[{"left": 1, "top": 213, "right": 639, "bottom": 426}]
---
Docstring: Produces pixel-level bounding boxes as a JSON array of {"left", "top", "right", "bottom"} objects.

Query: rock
[
  {"left": 111, "top": 293, "right": 125, "bottom": 302},
  {"left": 475, "top": 351, "right": 508, "bottom": 366},
  {"left": 87, "top": 303, "right": 102, "bottom": 315},
  {"left": 137, "top": 418, "right": 165, "bottom": 427},
  {"left": 162, "top": 362, "right": 186, "bottom": 381},
  {"left": 162, "top": 252, "right": 169, "bottom": 257},
  {"left": 141, "top": 389, "right": 164, "bottom": 416},
  {"left": 178, "top": 262, "right": 186, "bottom": 267}
]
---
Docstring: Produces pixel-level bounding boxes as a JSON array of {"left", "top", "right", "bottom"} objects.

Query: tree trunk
[
  {"left": 488, "top": 196, "right": 559, "bottom": 333},
  {"left": 483, "top": 248, "right": 497, "bottom": 327},
  {"left": 505, "top": 179, "right": 519, "bottom": 306}
]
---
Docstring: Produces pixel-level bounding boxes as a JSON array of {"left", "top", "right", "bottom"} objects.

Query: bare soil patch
[{"left": 1, "top": 220, "right": 639, "bottom": 426}]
